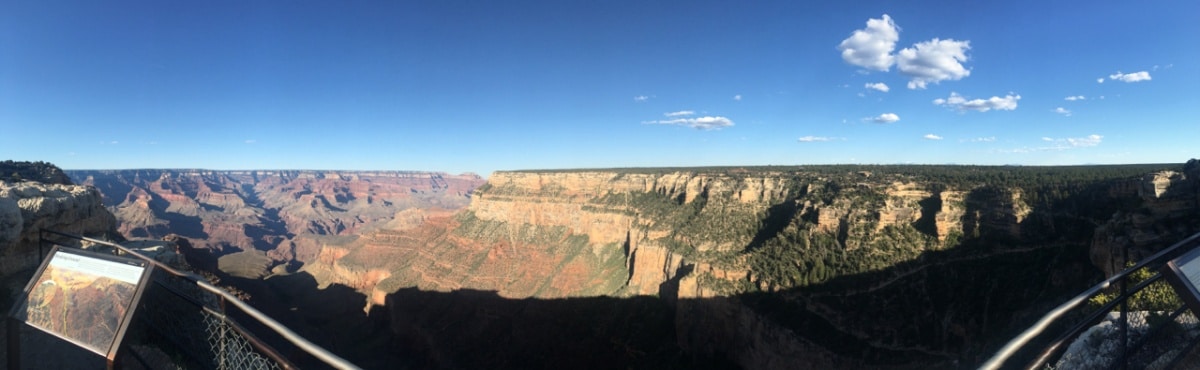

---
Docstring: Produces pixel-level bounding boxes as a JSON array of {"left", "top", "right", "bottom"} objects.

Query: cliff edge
[{"left": 0, "top": 180, "right": 116, "bottom": 281}]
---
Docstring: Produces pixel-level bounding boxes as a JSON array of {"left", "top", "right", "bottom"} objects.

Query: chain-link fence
[{"left": 128, "top": 272, "right": 289, "bottom": 370}]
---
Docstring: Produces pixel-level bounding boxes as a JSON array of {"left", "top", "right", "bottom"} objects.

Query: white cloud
[
  {"left": 837, "top": 15, "right": 972, "bottom": 89},
  {"left": 1108, "top": 71, "right": 1151, "bottom": 83},
  {"left": 1066, "top": 134, "right": 1103, "bottom": 147},
  {"left": 245, "top": 139, "right": 257, "bottom": 144},
  {"left": 961, "top": 136, "right": 996, "bottom": 143},
  {"left": 634, "top": 95, "right": 650, "bottom": 102},
  {"left": 1065, "top": 95, "right": 1086, "bottom": 101},
  {"left": 664, "top": 110, "right": 695, "bottom": 117},
  {"left": 733, "top": 94, "right": 742, "bottom": 101},
  {"left": 1003, "top": 134, "right": 1104, "bottom": 153},
  {"left": 923, "top": 134, "right": 943, "bottom": 140},
  {"left": 1009, "top": 134, "right": 1103, "bottom": 152},
  {"left": 933, "top": 92, "right": 1020, "bottom": 112},
  {"left": 1097, "top": 78, "right": 1105, "bottom": 84},
  {"left": 868, "top": 113, "right": 900, "bottom": 123},
  {"left": 797, "top": 136, "right": 836, "bottom": 142},
  {"left": 837, "top": 14, "right": 900, "bottom": 71},
  {"left": 864, "top": 82, "right": 890, "bottom": 92},
  {"left": 644, "top": 116, "right": 735, "bottom": 130},
  {"left": 1053, "top": 107, "right": 1071, "bottom": 116},
  {"left": 897, "top": 38, "right": 971, "bottom": 89}
]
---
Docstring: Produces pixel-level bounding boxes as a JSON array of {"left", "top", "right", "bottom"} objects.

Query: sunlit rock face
[
  {"left": 0, "top": 180, "right": 116, "bottom": 276},
  {"left": 1092, "top": 161, "right": 1200, "bottom": 277}
]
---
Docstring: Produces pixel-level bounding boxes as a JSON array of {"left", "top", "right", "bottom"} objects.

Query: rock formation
[
  {"left": 71, "top": 162, "right": 1200, "bottom": 368},
  {"left": 0, "top": 160, "right": 73, "bottom": 185},
  {"left": 0, "top": 180, "right": 116, "bottom": 277},
  {"left": 1091, "top": 160, "right": 1200, "bottom": 276},
  {"left": 67, "top": 169, "right": 485, "bottom": 276}
]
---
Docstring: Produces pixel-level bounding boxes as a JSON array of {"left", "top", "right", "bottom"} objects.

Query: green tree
[{"left": 1089, "top": 263, "right": 1182, "bottom": 311}]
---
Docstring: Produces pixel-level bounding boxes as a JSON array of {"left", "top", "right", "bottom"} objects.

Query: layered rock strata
[{"left": 67, "top": 169, "right": 485, "bottom": 275}]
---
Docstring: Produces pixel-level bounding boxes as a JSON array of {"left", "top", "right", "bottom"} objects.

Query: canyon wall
[
  {"left": 1092, "top": 161, "right": 1200, "bottom": 276},
  {"left": 429, "top": 169, "right": 1053, "bottom": 298},
  {"left": 67, "top": 169, "right": 484, "bottom": 274},
  {"left": 312, "top": 164, "right": 1191, "bottom": 368},
  {"left": 71, "top": 162, "right": 1200, "bottom": 368}
]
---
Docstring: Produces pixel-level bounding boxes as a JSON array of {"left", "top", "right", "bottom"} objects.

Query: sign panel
[
  {"left": 1163, "top": 247, "right": 1200, "bottom": 314},
  {"left": 8, "top": 247, "right": 150, "bottom": 356}
]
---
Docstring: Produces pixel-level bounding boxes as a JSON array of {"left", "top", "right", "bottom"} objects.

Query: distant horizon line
[
  {"left": 62, "top": 168, "right": 487, "bottom": 176},
  {"left": 60, "top": 160, "right": 1194, "bottom": 175}
]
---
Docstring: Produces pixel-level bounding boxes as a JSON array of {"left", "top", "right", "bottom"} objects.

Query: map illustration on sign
[{"left": 11, "top": 249, "right": 148, "bottom": 355}]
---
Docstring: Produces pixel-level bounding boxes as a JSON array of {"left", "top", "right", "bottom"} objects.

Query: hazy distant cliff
[{"left": 67, "top": 169, "right": 484, "bottom": 267}]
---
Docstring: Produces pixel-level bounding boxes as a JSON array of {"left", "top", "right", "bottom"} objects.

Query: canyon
[{"left": 31, "top": 161, "right": 1197, "bottom": 368}]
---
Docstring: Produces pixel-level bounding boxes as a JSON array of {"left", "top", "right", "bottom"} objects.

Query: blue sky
[{"left": 1, "top": 1, "right": 1196, "bottom": 176}]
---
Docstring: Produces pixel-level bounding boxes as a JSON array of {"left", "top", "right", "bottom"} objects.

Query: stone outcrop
[
  {"left": 0, "top": 180, "right": 116, "bottom": 276},
  {"left": 1091, "top": 162, "right": 1200, "bottom": 276},
  {"left": 0, "top": 160, "right": 72, "bottom": 185}
]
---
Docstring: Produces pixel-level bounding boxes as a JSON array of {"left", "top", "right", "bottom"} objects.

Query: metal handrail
[
  {"left": 39, "top": 229, "right": 363, "bottom": 370},
  {"left": 981, "top": 230, "right": 1200, "bottom": 369},
  {"left": 1026, "top": 273, "right": 1164, "bottom": 369}
]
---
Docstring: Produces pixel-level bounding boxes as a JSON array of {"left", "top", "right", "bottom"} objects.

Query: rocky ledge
[{"left": 0, "top": 180, "right": 116, "bottom": 277}]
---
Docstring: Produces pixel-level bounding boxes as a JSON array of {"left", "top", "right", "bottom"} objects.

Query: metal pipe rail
[
  {"left": 981, "top": 230, "right": 1200, "bottom": 370},
  {"left": 38, "top": 229, "right": 363, "bottom": 370}
]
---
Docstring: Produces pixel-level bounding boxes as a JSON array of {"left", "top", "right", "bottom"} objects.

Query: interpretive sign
[
  {"left": 6, "top": 246, "right": 152, "bottom": 359},
  {"left": 1162, "top": 246, "right": 1200, "bottom": 314}
]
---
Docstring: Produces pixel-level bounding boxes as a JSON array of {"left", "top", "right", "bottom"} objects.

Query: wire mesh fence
[
  {"left": 128, "top": 272, "right": 290, "bottom": 370},
  {"left": 203, "top": 312, "right": 283, "bottom": 370}
]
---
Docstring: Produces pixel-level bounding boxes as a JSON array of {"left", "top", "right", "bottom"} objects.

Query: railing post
[
  {"left": 7, "top": 317, "right": 20, "bottom": 370},
  {"left": 984, "top": 231, "right": 1200, "bottom": 369},
  {"left": 218, "top": 295, "right": 227, "bottom": 370},
  {"left": 1119, "top": 245, "right": 1128, "bottom": 370},
  {"left": 37, "top": 229, "right": 44, "bottom": 263}
]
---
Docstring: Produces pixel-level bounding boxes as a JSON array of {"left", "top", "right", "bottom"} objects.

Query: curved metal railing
[{"left": 983, "top": 231, "right": 1200, "bottom": 369}]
